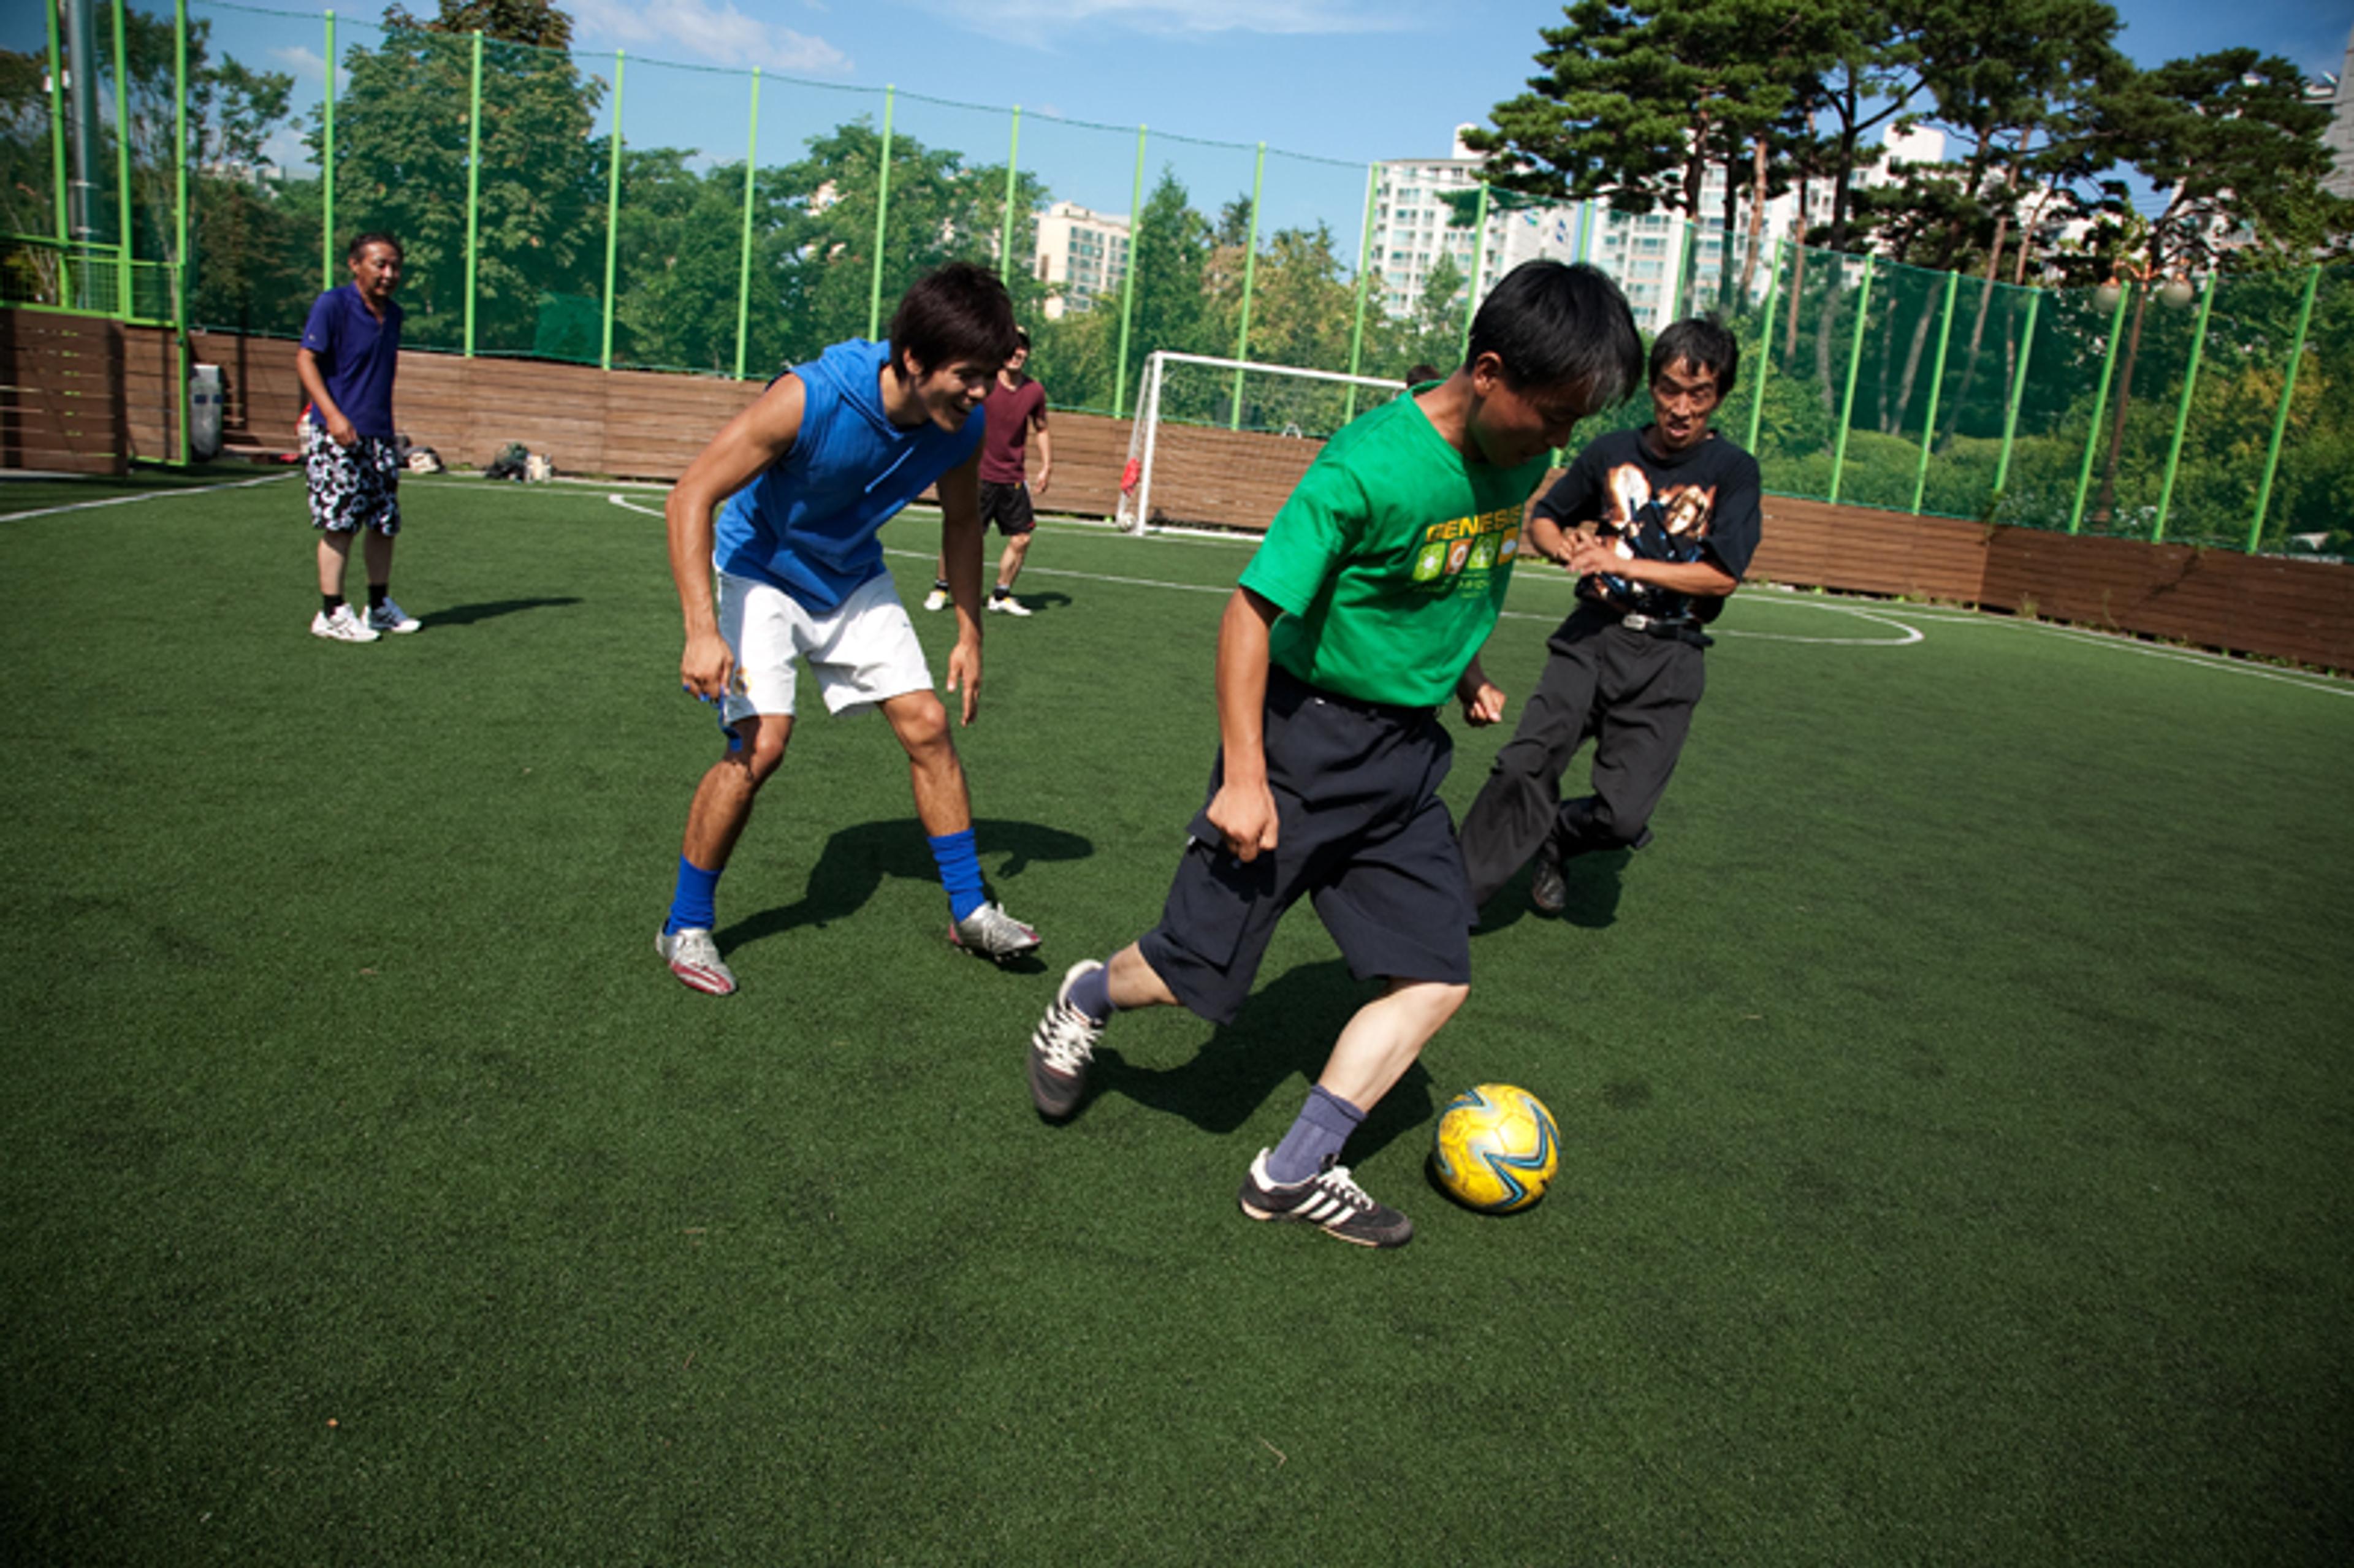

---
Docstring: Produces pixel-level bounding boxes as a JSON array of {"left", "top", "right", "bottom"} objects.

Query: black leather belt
[{"left": 1619, "top": 612, "right": 1712, "bottom": 649}]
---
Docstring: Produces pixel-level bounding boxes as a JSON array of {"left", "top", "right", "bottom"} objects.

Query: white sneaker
[
  {"left": 1028, "top": 959, "right": 1105, "bottom": 1119},
  {"left": 311, "top": 604, "right": 379, "bottom": 642},
  {"left": 657, "top": 927, "right": 737, "bottom": 995},
  {"left": 949, "top": 900, "right": 1042, "bottom": 964},
  {"left": 922, "top": 587, "right": 950, "bottom": 612},
  {"left": 987, "top": 595, "right": 1032, "bottom": 617},
  {"left": 365, "top": 596, "right": 422, "bottom": 634}
]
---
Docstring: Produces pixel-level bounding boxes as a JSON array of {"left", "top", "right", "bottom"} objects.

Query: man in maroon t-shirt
[{"left": 926, "top": 327, "right": 1053, "bottom": 617}]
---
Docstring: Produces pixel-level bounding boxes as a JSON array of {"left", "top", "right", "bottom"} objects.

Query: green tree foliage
[
  {"left": 322, "top": 6, "right": 604, "bottom": 351},
  {"left": 1468, "top": 0, "right": 1813, "bottom": 220}
]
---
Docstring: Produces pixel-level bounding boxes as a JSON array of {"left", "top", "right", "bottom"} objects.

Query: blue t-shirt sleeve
[{"left": 300, "top": 291, "right": 338, "bottom": 356}]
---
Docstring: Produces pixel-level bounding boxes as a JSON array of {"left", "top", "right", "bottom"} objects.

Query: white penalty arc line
[
  {"left": 1865, "top": 603, "right": 2354, "bottom": 698},
  {"left": 609, "top": 491, "right": 1926, "bottom": 626},
  {"left": 605, "top": 493, "right": 2352, "bottom": 690},
  {"left": 0, "top": 471, "right": 295, "bottom": 522}
]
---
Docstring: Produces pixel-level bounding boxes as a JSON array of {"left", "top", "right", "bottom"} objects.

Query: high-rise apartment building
[
  {"left": 1031, "top": 201, "right": 1132, "bottom": 320},
  {"left": 1371, "top": 127, "right": 1912, "bottom": 331}
]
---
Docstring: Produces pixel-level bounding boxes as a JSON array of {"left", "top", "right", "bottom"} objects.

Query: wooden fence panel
[
  {"left": 121, "top": 325, "right": 181, "bottom": 463},
  {"left": 1751, "top": 497, "right": 1989, "bottom": 603},
  {"left": 80, "top": 325, "right": 2349, "bottom": 671},
  {"left": 1035, "top": 409, "right": 1132, "bottom": 519},
  {"left": 0, "top": 312, "right": 124, "bottom": 475},
  {"left": 1983, "top": 530, "right": 2354, "bottom": 672}
]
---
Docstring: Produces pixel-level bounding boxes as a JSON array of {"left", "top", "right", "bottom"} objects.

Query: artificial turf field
[{"left": 3, "top": 468, "right": 2350, "bottom": 1564}]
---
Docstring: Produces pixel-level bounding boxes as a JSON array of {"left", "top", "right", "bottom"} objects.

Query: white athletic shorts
[{"left": 715, "top": 568, "right": 932, "bottom": 725}]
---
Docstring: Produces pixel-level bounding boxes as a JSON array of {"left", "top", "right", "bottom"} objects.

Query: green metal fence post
[
  {"left": 1990, "top": 287, "right": 2041, "bottom": 506},
  {"left": 1343, "top": 161, "right": 1379, "bottom": 424},
  {"left": 111, "top": 0, "right": 130, "bottom": 318},
  {"left": 2068, "top": 283, "right": 2131, "bottom": 535},
  {"left": 175, "top": 0, "right": 188, "bottom": 462},
  {"left": 1665, "top": 216, "right": 1689, "bottom": 325},
  {"left": 1910, "top": 269, "right": 1959, "bottom": 514},
  {"left": 2247, "top": 263, "right": 2322, "bottom": 554},
  {"left": 866, "top": 85, "right": 895, "bottom": 343},
  {"left": 321, "top": 11, "right": 335, "bottom": 288},
  {"left": 1744, "top": 238, "right": 1782, "bottom": 454},
  {"left": 1827, "top": 255, "right": 1874, "bottom": 506},
  {"left": 45, "top": 0, "right": 67, "bottom": 246},
  {"left": 1574, "top": 199, "right": 1592, "bottom": 264},
  {"left": 998, "top": 106, "right": 1021, "bottom": 286},
  {"left": 1228, "top": 140, "right": 1265, "bottom": 430},
  {"left": 2151, "top": 275, "right": 2215, "bottom": 545},
  {"left": 599, "top": 50, "right": 623, "bottom": 370},
  {"left": 733, "top": 67, "right": 759, "bottom": 381},
  {"left": 462, "top": 29, "right": 483, "bottom": 357},
  {"left": 1112, "top": 126, "right": 1146, "bottom": 419},
  {"left": 1457, "top": 181, "right": 1490, "bottom": 360}
]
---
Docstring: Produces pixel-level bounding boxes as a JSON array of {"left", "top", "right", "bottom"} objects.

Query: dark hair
[
  {"left": 1465, "top": 261, "right": 1643, "bottom": 410},
  {"left": 886, "top": 262, "right": 1018, "bottom": 379},
  {"left": 1013, "top": 325, "right": 1031, "bottom": 350},
  {"left": 1650, "top": 314, "right": 1740, "bottom": 398},
  {"left": 1404, "top": 363, "right": 1443, "bottom": 386},
  {"left": 346, "top": 231, "right": 403, "bottom": 262}
]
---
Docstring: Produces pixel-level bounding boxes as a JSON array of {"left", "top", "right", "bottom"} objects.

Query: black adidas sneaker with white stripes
[{"left": 1236, "top": 1149, "right": 1414, "bottom": 1249}]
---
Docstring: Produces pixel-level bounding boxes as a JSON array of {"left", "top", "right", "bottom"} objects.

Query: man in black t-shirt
[{"left": 1457, "top": 316, "right": 1762, "bottom": 916}]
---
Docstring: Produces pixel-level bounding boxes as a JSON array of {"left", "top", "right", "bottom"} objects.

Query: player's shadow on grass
[
  {"left": 1473, "top": 850, "right": 1631, "bottom": 934},
  {"left": 719, "top": 815, "right": 1091, "bottom": 972},
  {"left": 1002, "top": 589, "right": 1073, "bottom": 615},
  {"left": 1086, "top": 959, "right": 1437, "bottom": 1167},
  {"left": 422, "top": 595, "right": 582, "bottom": 628}
]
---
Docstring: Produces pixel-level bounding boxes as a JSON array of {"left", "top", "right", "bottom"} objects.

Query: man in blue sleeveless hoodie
[{"left": 657, "top": 263, "right": 1042, "bottom": 995}]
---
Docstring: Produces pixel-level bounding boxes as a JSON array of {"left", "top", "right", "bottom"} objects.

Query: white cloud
[
  {"left": 905, "top": 0, "right": 1412, "bottom": 35},
  {"left": 261, "top": 124, "right": 316, "bottom": 175},
  {"left": 268, "top": 45, "right": 325, "bottom": 81},
  {"left": 570, "top": 0, "right": 850, "bottom": 74}
]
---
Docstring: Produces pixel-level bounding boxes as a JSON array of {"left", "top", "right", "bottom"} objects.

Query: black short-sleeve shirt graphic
[{"left": 1533, "top": 427, "right": 1762, "bottom": 626}]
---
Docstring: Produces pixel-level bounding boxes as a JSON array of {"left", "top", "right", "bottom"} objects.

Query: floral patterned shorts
[{"left": 302, "top": 421, "right": 402, "bottom": 535}]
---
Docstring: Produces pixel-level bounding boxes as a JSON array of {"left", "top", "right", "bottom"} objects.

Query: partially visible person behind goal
[
  {"left": 926, "top": 325, "right": 1053, "bottom": 617},
  {"left": 297, "top": 232, "right": 420, "bottom": 643}
]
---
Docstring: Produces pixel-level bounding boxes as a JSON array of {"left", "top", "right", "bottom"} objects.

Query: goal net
[{"left": 1115, "top": 352, "right": 1406, "bottom": 534}]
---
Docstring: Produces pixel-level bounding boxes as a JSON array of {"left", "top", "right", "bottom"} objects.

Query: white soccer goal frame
[{"left": 1116, "top": 351, "right": 1406, "bottom": 535}]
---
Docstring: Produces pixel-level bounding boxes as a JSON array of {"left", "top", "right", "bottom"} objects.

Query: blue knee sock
[
  {"left": 665, "top": 856, "right": 723, "bottom": 936},
  {"left": 1267, "top": 1086, "right": 1366, "bottom": 1185},
  {"left": 928, "top": 829, "right": 987, "bottom": 922}
]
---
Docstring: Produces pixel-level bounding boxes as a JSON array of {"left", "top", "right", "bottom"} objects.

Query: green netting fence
[{"left": 3, "top": 0, "right": 2347, "bottom": 556}]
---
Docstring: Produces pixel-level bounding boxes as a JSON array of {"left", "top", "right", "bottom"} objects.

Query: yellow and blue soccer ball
[{"left": 1430, "top": 1084, "right": 1560, "bottom": 1214}]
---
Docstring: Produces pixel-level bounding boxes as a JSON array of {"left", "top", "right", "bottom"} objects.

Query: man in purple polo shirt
[{"left": 297, "top": 232, "right": 416, "bottom": 643}]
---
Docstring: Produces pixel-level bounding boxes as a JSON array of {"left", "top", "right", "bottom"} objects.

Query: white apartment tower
[
  {"left": 1371, "top": 126, "right": 1872, "bottom": 332},
  {"left": 1032, "top": 201, "right": 1132, "bottom": 320}
]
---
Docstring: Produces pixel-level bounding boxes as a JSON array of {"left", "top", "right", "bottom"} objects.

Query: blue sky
[
  {"left": 13, "top": 1, "right": 2350, "bottom": 233},
  {"left": 563, "top": 0, "right": 2349, "bottom": 170}
]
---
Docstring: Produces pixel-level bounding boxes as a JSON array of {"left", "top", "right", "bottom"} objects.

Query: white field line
[
  {"left": 604, "top": 493, "right": 2350, "bottom": 695},
  {"left": 0, "top": 472, "right": 294, "bottom": 522}
]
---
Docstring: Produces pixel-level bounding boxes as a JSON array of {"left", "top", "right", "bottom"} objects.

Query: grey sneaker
[
  {"left": 1029, "top": 959, "right": 1105, "bottom": 1118},
  {"left": 922, "top": 587, "right": 950, "bottom": 612},
  {"left": 1529, "top": 840, "right": 1567, "bottom": 915},
  {"left": 656, "top": 927, "right": 737, "bottom": 995},
  {"left": 365, "top": 596, "right": 423, "bottom": 634},
  {"left": 949, "top": 900, "right": 1041, "bottom": 964},
  {"left": 310, "top": 604, "right": 379, "bottom": 643},
  {"left": 1238, "top": 1150, "right": 1414, "bottom": 1249}
]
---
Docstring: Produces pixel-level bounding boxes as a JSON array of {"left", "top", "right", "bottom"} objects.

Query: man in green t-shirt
[{"left": 1023, "top": 262, "right": 1644, "bottom": 1249}]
